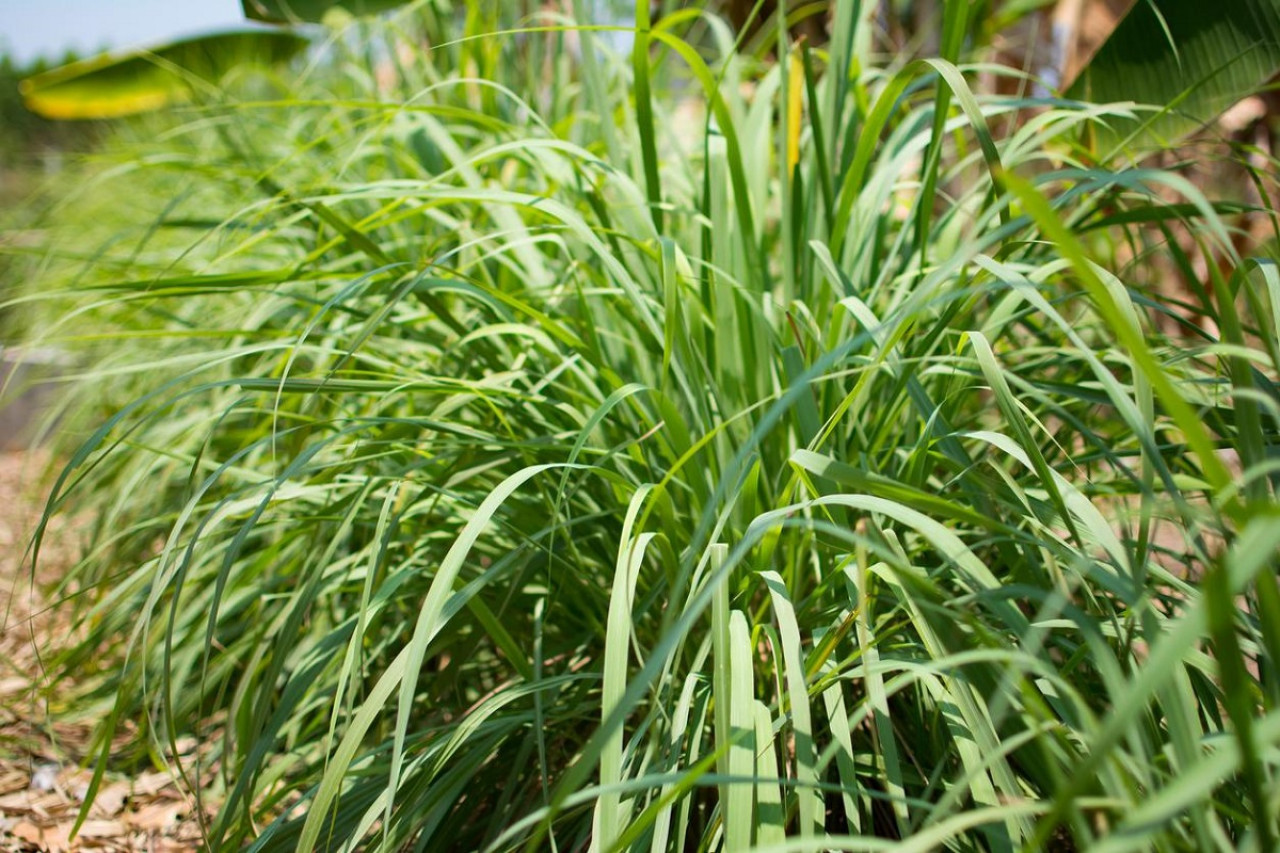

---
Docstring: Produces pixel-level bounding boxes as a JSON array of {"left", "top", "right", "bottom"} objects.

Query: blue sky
[{"left": 0, "top": 0, "right": 248, "bottom": 64}]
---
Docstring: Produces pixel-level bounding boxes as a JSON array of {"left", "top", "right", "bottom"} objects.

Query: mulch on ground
[{"left": 1, "top": 451, "right": 205, "bottom": 853}]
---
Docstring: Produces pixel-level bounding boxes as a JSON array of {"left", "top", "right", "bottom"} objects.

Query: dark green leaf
[
  {"left": 1069, "top": 0, "right": 1280, "bottom": 150},
  {"left": 241, "top": 0, "right": 411, "bottom": 24}
]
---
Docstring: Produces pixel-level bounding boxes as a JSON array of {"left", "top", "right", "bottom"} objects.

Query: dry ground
[{"left": 0, "top": 451, "right": 204, "bottom": 853}]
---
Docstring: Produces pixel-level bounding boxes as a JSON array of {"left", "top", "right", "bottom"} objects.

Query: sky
[{"left": 0, "top": 0, "right": 249, "bottom": 65}]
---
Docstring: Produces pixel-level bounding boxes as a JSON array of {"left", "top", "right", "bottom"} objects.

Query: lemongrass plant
[{"left": 10, "top": 1, "right": 1280, "bottom": 850}]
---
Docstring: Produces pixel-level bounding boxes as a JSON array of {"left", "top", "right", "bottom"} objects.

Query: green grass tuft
[{"left": 7, "top": 2, "right": 1279, "bottom": 850}]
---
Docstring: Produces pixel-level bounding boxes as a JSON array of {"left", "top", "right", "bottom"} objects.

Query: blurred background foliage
[{"left": 0, "top": 51, "right": 101, "bottom": 203}]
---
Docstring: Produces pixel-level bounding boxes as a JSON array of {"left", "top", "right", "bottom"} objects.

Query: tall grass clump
[{"left": 10, "top": 1, "right": 1280, "bottom": 849}]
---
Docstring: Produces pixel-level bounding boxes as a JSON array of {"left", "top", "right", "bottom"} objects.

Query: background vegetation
[{"left": 3, "top": 1, "right": 1278, "bottom": 850}]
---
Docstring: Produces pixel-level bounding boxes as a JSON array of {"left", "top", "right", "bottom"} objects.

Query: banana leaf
[
  {"left": 1068, "top": 0, "right": 1280, "bottom": 151},
  {"left": 20, "top": 29, "right": 308, "bottom": 120},
  {"left": 241, "top": 0, "right": 411, "bottom": 24}
]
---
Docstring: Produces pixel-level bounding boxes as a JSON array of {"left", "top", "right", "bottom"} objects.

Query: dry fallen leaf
[
  {"left": 91, "top": 782, "right": 129, "bottom": 818},
  {"left": 76, "top": 818, "right": 128, "bottom": 838},
  {"left": 127, "top": 799, "right": 184, "bottom": 831},
  {"left": 131, "top": 772, "right": 171, "bottom": 798},
  {"left": 171, "top": 737, "right": 198, "bottom": 757},
  {"left": 0, "top": 677, "right": 31, "bottom": 696},
  {"left": 8, "top": 818, "right": 72, "bottom": 852},
  {"left": 0, "top": 789, "right": 63, "bottom": 814},
  {"left": 0, "top": 768, "right": 28, "bottom": 795},
  {"left": 8, "top": 819, "right": 44, "bottom": 844}
]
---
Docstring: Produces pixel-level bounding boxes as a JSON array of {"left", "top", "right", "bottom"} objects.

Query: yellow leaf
[{"left": 786, "top": 47, "right": 805, "bottom": 175}]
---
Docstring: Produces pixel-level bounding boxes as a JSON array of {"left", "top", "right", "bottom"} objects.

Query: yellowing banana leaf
[
  {"left": 1068, "top": 0, "right": 1280, "bottom": 151},
  {"left": 20, "top": 29, "right": 309, "bottom": 120},
  {"left": 241, "top": 0, "right": 411, "bottom": 24}
]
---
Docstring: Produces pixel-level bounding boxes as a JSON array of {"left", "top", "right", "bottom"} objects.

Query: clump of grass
[{"left": 11, "top": 2, "right": 1280, "bottom": 850}]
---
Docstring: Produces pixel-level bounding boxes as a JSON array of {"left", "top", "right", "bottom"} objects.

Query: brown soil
[{"left": 0, "top": 451, "right": 203, "bottom": 852}]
